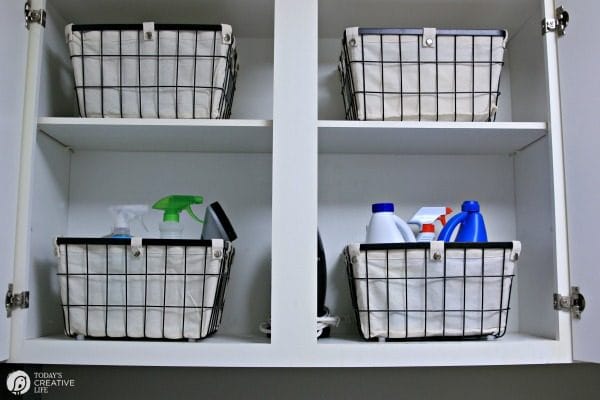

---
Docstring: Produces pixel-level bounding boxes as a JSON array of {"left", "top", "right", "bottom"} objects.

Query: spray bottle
[
  {"left": 408, "top": 207, "right": 453, "bottom": 242},
  {"left": 106, "top": 205, "right": 149, "bottom": 238},
  {"left": 152, "top": 195, "right": 204, "bottom": 239}
]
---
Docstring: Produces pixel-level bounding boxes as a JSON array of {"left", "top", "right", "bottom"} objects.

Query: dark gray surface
[{"left": 25, "top": 363, "right": 600, "bottom": 399}]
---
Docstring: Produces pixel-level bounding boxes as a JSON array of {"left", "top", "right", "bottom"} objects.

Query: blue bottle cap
[
  {"left": 372, "top": 203, "right": 394, "bottom": 213},
  {"left": 461, "top": 200, "right": 480, "bottom": 212}
]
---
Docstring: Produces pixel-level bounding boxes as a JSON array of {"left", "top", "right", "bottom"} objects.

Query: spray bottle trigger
[{"left": 185, "top": 206, "right": 204, "bottom": 224}]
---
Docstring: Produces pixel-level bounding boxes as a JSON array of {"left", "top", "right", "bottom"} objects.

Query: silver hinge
[
  {"left": 554, "top": 286, "right": 585, "bottom": 319},
  {"left": 5, "top": 284, "right": 30, "bottom": 318},
  {"left": 25, "top": 1, "right": 46, "bottom": 30},
  {"left": 542, "top": 6, "right": 569, "bottom": 36}
]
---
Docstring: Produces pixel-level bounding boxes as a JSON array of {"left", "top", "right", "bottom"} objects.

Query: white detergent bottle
[{"left": 366, "top": 203, "right": 416, "bottom": 243}]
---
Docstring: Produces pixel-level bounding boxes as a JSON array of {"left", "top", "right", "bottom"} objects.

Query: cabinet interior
[
  {"left": 26, "top": 0, "right": 274, "bottom": 343},
  {"left": 19, "top": 0, "right": 565, "bottom": 359},
  {"left": 317, "top": 0, "right": 559, "bottom": 342}
]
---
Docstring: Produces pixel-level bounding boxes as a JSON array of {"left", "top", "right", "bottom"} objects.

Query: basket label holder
[
  {"left": 422, "top": 28, "right": 437, "bottom": 48},
  {"left": 143, "top": 22, "right": 155, "bottom": 40}
]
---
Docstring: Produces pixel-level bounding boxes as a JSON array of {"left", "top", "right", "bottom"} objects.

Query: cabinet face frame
[{"left": 7, "top": 0, "right": 595, "bottom": 366}]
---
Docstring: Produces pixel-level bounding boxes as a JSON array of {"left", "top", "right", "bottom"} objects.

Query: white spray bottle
[
  {"left": 408, "top": 207, "right": 453, "bottom": 242},
  {"left": 107, "top": 205, "right": 150, "bottom": 238}
]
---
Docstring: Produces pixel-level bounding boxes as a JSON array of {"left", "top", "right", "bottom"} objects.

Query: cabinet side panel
[
  {"left": 558, "top": 0, "right": 600, "bottom": 363},
  {"left": 514, "top": 137, "right": 557, "bottom": 338},
  {"left": 229, "top": 38, "right": 274, "bottom": 119},
  {"left": 37, "top": 1, "right": 74, "bottom": 117},
  {"left": 0, "top": 0, "right": 28, "bottom": 359},
  {"left": 508, "top": 9, "right": 547, "bottom": 122},
  {"left": 27, "top": 133, "right": 71, "bottom": 338}
]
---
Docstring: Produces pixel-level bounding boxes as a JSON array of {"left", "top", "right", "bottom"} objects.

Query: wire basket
[
  {"left": 55, "top": 237, "right": 234, "bottom": 340},
  {"left": 65, "top": 23, "right": 238, "bottom": 118},
  {"left": 339, "top": 27, "right": 507, "bottom": 121},
  {"left": 345, "top": 241, "right": 520, "bottom": 341}
]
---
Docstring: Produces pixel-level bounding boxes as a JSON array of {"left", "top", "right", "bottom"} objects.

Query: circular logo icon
[{"left": 6, "top": 370, "right": 31, "bottom": 396}]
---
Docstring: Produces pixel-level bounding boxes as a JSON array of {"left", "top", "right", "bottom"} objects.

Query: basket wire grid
[
  {"left": 345, "top": 242, "right": 516, "bottom": 341},
  {"left": 57, "top": 238, "right": 234, "bottom": 340},
  {"left": 69, "top": 24, "right": 237, "bottom": 118},
  {"left": 340, "top": 28, "right": 506, "bottom": 121}
]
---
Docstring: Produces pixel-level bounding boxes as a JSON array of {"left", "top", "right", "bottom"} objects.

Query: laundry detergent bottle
[
  {"left": 152, "top": 195, "right": 204, "bottom": 239},
  {"left": 366, "top": 203, "right": 416, "bottom": 244},
  {"left": 437, "top": 200, "right": 488, "bottom": 242}
]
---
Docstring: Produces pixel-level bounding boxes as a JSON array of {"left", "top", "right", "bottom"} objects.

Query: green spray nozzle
[{"left": 152, "top": 195, "right": 204, "bottom": 224}]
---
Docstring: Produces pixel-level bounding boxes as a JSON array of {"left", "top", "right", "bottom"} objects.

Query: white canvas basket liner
[
  {"left": 57, "top": 239, "right": 231, "bottom": 339},
  {"left": 342, "top": 27, "right": 507, "bottom": 121},
  {"left": 65, "top": 23, "right": 235, "bottom": 118},
  {"left": 346, "top": 242, "right": 519, "bottom": 339}
]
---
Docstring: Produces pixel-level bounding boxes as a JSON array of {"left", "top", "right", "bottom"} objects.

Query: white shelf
[
  {"left": 11, "top": 333, "right": 569, "bottom": 366},
  {"left": 38, "top": 118, "right": 273, "bottom": 153},
  {"left": 318, "top": 121, "right": 547, "bottom": 154}
]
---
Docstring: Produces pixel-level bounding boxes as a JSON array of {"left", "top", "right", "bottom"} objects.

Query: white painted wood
[
  {"left": 49, "top": 0, "right": 274, "bottom": 38},
  {"left": 271, "top": 0, "right": 318, "bottom": 347},
  {"left": 9, "top": 333, "right": 569, "bottom": 366},
  {"left": 318, "top": 0, "right": 540, "bottom": 39},
  {"left": 557, "top": 0, "right": 600, "bottom": 363},
  {"left": 319, "top": 121, "right": 546, "bottom": 154},
  {"left": 5, "top": 0, "right": 583, "bottom": 366},
  {"left": 10, "top": 0, "right": 47, "bottom": 361},
  {"left": 38, "top": 118, "right": 273, "bottom": 153},
  {"left": 539, "top": 0, "right": 574, "bottom": 359},
  {"left": 514, "top": 137, "right": 557, "bottom": 338},
  {"left": 0, "top": 0, "right": 28, "bottom": 361}
]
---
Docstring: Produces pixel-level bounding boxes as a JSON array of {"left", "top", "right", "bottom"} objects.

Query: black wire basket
[
  {"left": 345, "top": 241, "right": 520, "bottom": 341},
  {"left": 339, "top": 27, "right": 507, "bottom": 121},
  {"left": 55, "top": 237, "right": 234, "bottom": 340},
  {"left": 65, "top": 23, "right": 238, "bottom": 118}
]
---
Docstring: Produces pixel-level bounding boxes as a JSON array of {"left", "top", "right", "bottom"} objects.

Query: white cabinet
[{"left": 2, "top": 0, "right": 598, "bottom": 366}]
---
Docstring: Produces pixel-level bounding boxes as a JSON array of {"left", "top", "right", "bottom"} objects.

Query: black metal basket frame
[
  {"left": 69, "top": 24, "right": 238, "bottom": 118},
  {"left": 56, "top": 237, "right": 234, "bottom": 340},
  {"left": 345, "top": 242, "right": 516, "bottom": 341},
  {"left": 340, "top": 27, "right": 507, "bottom": 121}
]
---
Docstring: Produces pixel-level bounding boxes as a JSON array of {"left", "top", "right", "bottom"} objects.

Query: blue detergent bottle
[{"left": 437, "top": 200, "right": 488, "bottom": 242}]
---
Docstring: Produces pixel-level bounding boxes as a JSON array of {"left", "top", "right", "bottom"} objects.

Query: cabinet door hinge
[
  {"left": 554, "top": 286, "right": 585, "bottom": 319},
  {"left": 5, "top": 284, "right": 29, "bottom": 318},
  {"left": 25, "top": 1, "right": 46, "bottom": 30},
  {"left": 542, "top": 6, "right": 569, "bottom": 36}
]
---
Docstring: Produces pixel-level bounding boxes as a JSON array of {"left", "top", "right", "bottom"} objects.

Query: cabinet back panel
[
  {"left": 318, "top": 38, "right": 514, "bottom": 121},
  {"left": 318, "top": 154, "right": 519, "bottom": 336},
  {"left": 38, "top": 5, "right": 274, "bottom": 119},
  {"left": 66, "top": 151, "right": 272, "bottom": 338}
]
